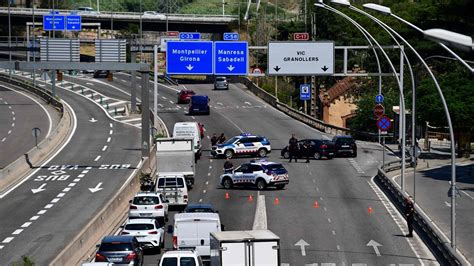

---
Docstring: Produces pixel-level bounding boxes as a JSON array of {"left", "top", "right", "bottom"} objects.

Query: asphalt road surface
[{"left": 0, "top": 83, "right": 53, "bottom": 168}]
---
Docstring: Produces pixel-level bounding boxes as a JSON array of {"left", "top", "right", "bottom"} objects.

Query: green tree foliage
[{"left": 12, "top": 256, "right": 35, "bottom": 266}]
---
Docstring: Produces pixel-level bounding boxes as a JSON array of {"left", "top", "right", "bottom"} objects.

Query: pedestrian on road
[
  {"left": 217, "top": 133, "right": 226, "bottom": 144},
  {"left": 288, "top": 134, "right": 299, "bottom": 163},
  {"left": 405, "top": 196, "right": 415, "bottom": 237},
  {"left": 223, "top": 158, "right": 234, "bottom": 173},
  {"left": 211, "top": 133, "right": 218, "bottom": 146},
  {"left": 303, "top": 141, "right": 311, "bottom": 163}
]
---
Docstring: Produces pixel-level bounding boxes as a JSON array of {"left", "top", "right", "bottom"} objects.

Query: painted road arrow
[
  {"left": 186, "top": 64, "right": 194, "bottom": 71},
  {"left": 89, "top": 182, "right": 104, "bottom": 193},
  {"left": 367, "top": 240, "right": 382, "bottom": 256},
  {"left": 321, "top": 65, "right": 329, "bottom": 72},
  {"left": 227, "top": 65, "right": 235, "bottom": 71},
  {"left": 295, "top": 239, "right": 309, "bottom": 256},
  {"left": 31, "top": 183, "right": 47, "bottom": 194},
  {"left": 89, "top": 117, "right": 98, "bottom": 123},
  {"left": 273, "top": 66, "right": 281, "bottom": 72}
]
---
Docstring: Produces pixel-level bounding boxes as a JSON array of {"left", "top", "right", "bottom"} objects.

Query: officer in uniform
[
  {"left": 288, "top": 134, "right": 298, "bottom": 163},
  {"left": 223, "top": 158, "right": 234, "bottom": 173},
  {"left": 405, "top": 196, "right": 415, "bottom": 237}
]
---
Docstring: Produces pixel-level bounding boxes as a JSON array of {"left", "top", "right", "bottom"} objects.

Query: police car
[
  {"left": 211, "top": 133, "right": 271, "bottom": 158},
  {"left": 219, "top": 160, "right": 289, "bottom": 190}
]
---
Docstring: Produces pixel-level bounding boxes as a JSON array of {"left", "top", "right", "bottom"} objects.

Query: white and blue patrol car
[
  {"left": 219, "top": 160, "right": 289, "bottom": 190},
  {"left": 211, "top": 133, "right": 271, "bottom": 158}
]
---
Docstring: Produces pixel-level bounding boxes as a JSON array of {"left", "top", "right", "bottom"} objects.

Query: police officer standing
[
  {"left": 223, "top": 158, "right": 234, "bottom": 173},
  {"left": 405, "top": 196, "right": 415, "bottom": 237},
  {"left": 211, "top": 133, "right": 218, "bottom": 146},
  {"left": 303, "top": 141, "right": 311, "bottom": 163},
  {"left": 288, "top": 134, "right": 298, "bottom": 163},
  {"left": 217, "top": 133, "right": 226, "bottom": 144}
]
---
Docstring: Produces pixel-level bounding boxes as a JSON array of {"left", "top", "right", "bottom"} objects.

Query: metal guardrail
[{"left": 376, "top": 159, "right": 468, "bottom": 265}]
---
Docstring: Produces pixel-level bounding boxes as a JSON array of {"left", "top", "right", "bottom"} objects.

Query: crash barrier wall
[
  {"left": 51, "top": 157, "right": 152, "bottom": 265},
  {"left": 0, "top": 74, "right": 71, "bottom": 193},
  {"left": 233, "top": 77, "right": 379, "bottom": 141},
  {"left": 376, "top": 159, "right": 467, "bottom": 265}
]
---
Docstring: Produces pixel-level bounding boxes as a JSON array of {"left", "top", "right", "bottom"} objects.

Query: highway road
[
  {"left": 71, "top": 73, "right": 437, "bottom": 265},
  {"left": 0, "top": 82, "right": 54, "bottom": 168},
  {"left": 0, "top": 76, "right": 142, "bottom": 264}
]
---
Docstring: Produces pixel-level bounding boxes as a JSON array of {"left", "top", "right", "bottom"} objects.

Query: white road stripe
[
  {"left": 45, "top": 204, "right": 54, "bottom": 208},
  {"left": 107, "top": 137, "right": 111, "bottom": 142},
  {"left": 461, "top": 191, "right": 474, "bottom": 200},
  {"left": 78, "top": 174, "right": 85, "bottom": 178},
  {"left": 30, "top": 216, "right": 39, "bottom": 221},
  {"left": 63, "top": 187, "right": 71, "bottom": 192},
  {"left": 11, "top": 123, "right": 14, "bottom": 127},
  {"left": 2, "top": 237, "right": 14, "bottom": 243},
  {"left": 1, "top": 138, "right": 5, "bottom": 142},
  {"left": 82, "top": 170, "right": 89, "bottom": 174},
  {"left": 12, "top": 229, "right": 23, "bottom": 235},
  {"left": 120, "top": 117, "right": 141, "bottom": 123},
  {"left": 109, "top": 130, "right": 113, "bottom": 135},
  {"left": 37, "top": 210, "right": 47, "bottom": 214},
  {"left": 68, "top": 183, "right": 76, "bottom": 187},
  {"left": 94, "top": 155, "right": 101, "bottom": 161},
  {"left": 21, "top": 222, "right": 32, "bottom": 228},
  {"left": 73, "top": 179, "right": 80, "bottom": 182},
  {"left": 7, "top": 130, "right": 11, "bottom": 134},
  {"left": 57, "top": 193, "right": 66, "bottom": 198},
  {"left": 51, "top": 198, "right": 60, "bottom": 203},
  {"left": 86, "top": 82, "right": 94, "bottom": 86},
  {"left": 110, "top": 123, "right": 113, "bottom": 128},
  {"left": 102, "top": 145, "right": 108, "bottom": 151}
]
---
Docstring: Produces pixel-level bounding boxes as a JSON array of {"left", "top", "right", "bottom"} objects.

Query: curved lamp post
[{"left": 364, "top": 2, "right": 458, "bottom": 250}]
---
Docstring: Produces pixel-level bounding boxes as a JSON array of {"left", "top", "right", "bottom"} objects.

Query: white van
[
  {"left": 159, "top": 250, "right": 203, "bottom": 266},
  {"left": 172, "top": 213, "right": 222, "bottom": 260},
  {"left": 173, "top": 122, "right": 202, "bottom": 159},
  {"left": 156, "top": 175, "right": 188, "bottom": 207}
]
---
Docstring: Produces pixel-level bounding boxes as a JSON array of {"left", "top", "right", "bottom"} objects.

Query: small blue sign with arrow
[
  {"left": 66, "top": 15, "right": 81, "bottom": 31},
  {"left": 300, "top": 84, "right": 311, "bottom": 101},
  {"left": 43, "top": 15, "right": 65, "bottom": 31},
  {"left": 214, "top": 41, "right": 248, "bottom": 76},
  {"left": 375, "top": 94, "right": 384, "bottom": 104},
  {"left": 166, "top": 41, "right": 213, "bottom": 75}
]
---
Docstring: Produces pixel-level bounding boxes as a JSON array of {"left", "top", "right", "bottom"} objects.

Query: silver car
[{"left": 214, "top": 76, "right": 229, "bottom": 90}]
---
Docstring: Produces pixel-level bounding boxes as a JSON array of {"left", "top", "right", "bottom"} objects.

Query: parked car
[
  {"left": 93, "top": 70, "right": 110, "bottom": 78},
  {"left": 214, "top": 76, "right": 229, "bottom": 90},
  {"left": 183, "top": 203, "right": 217, "bottom": 213},
  {"left": 159, "top": 250, "right": 203, "bottom": 266},
  {"left": 188, "top": 95, "right": 210, "bottom": 115},
  {"left": 121, "top": 218, "right": 165, "bottom": 252},
  {"left": 77, "top": 7, "right": 100, "bottom": 15},
  {"left": 332, "top": 135, "right": 357, "bottom": 157},
  {"left": 128, "top": 192, "right": 169, "bottom": 223},
  {"left": 177, "top": 90, "right": 195, "bottom": 104},
  {"left": 281, "top": 139, "right": 335, "bottom": 160},
  {"left": 211, "top": 133, "right": 271, "bottom": 159},
  {"left": 143, "top": 11, "right": 166, "bottom": 19},
  {"left": 95, "top": 235, "right": 143, "bottom": 265}
]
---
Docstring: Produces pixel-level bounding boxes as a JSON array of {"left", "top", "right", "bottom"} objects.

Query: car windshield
[
  {"left": 158, "top": 178, "right": 184, "bottom": 188},
  {"left": 186, "top": 207, "right": 214, "bottom": 213},
  {"left": 216, "top": 77, "right": 226, "bottom": 82},
  {"left": 263, "top": 164, "right": 286, "bottom": 172},
  {"left": 132, "top": 196, "right": 159, "bottom": 205},
  {"left": 191, "top": 97, "right": 208, "bottom": 104},
  {"left": 161, "top": 258, "right": 178, "bottom": 266},
  {"left": 336, "top": 138, "right": 354, "bottom": 144},
  {"left": 125, "top": 223, "right": 155, "bottom": 230},
  {"left": 224, "top": 137, "right": 239, "bottom": 144},
  {"left": 99, "top": 243, "right": 133, "bottom": 251}
]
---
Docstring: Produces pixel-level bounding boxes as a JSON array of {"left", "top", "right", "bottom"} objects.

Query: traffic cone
[
  {"left": 368, "top": 207, "right": 373, "bottom": 214},
  {"left": 274, "top": 197, "right": 280, "bottom": 205},
  {"left": 225, "top": 192, "right": 230, "bottom": 200},
  {"left": 248, "top": 195, "right": 253, "bottom": 202},
  {"left": 314, "top": 201, "right": 319, "bottom": 209}
]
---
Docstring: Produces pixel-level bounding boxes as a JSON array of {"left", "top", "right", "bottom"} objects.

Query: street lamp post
[{"left": 364, "top": 2, "right": 458, "bottom": 250}]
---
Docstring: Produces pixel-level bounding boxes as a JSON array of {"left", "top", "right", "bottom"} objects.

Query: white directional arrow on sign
[
  {"left": 227, "top": 65, "right": 235, "bottom": 71},
  {"left": 367, "top": 240, "right": 382, "bottom": 256},
  {"left": 89, "top": 182, "right": 104, "bottom": 193},
  {"left": 186, "top": 64, "right": 194, "bottom": 71},
  {"left": 89, "top": 118, "right": 98, "bottom": 123},
  {"left": 295, "top": 239, "right": 309, "bottom": 256},
  {"left": 31, "top": 183, "right": 47, "bottom": 194}
]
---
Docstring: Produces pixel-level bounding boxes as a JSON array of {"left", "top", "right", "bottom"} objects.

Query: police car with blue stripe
[
  {"left": 219, "top": 159, "right": 289, "bottom": 190},
  {"left": 211, "top": 133, "right": 271, "bottom": 159}
]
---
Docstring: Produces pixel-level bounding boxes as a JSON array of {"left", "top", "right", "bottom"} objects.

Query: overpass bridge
[{"left": 0, "top": 7, "right": 239, "bottom": 33}]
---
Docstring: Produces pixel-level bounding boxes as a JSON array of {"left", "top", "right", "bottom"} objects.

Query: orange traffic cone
[
  {"left": 314, "top": 201, "right": 319, "bottom": 209},
  {"left": 225, "top": 192, "right": 230, "bottom": 200},
  {"left": 274, "top": 197, "right": 280, "bottom": 205},
  {"left": 368, "top": 207, "right": 373, "bottom": 214},
  {"left": 248, "top": 195, "right": 253, "bottom": 202}
]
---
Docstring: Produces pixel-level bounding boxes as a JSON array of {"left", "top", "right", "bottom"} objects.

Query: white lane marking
[
  {"left": 109, "top": 130, "right": 113, "bottom": 135},
  {"left": 208, "top": 173, "right": 211, "bottom": 176},
  {"left": 45, "top": 204, "right": 54, "bottom": 208},
  {"left": 37, "top": 210, "right": 47, "bottom": 215},
  {"left": 252, "top": 194, "right": 267, "bottom": 230},
  {"left": 8, "top": 106, "right": 11, "bottom": 109},
  {"left": 199, "top": 199, "right": 203, "bottom": 203},
  {"left": 461, "top": 191, "right": 474, "bottom": 200},
  {"left": 162, "top": 96, "right": 167, "bottom": 100},
  {"left": 73, "top": 178, "right": 80, "bottom": 182},
  {"left": 0, "top": 101, "right": 77, "bottom": 199},
  {"left": 444, "top": 201, "right": 451, "bottom": 207},
  {"left": 209, "top": 165, "right": 212, "bottom": 169},
  {"left": 205, "top": 181, "right": 209, "bottom": 185},
  {"left": 191, "top": 116, "right": 195, "bottom": 119},
  {"left": 63, "top": 187, "right": 71, "bottom": 192},
  {"left": 51, "top": 198, "right": 60, "bottom": 203},
  {"left": 12, "top": 117, "right": 15, "bottom": 121},
  {"left": 11, "top": 111, "right": 14, "bottom": 115},
  {"left": 332, "top": 230, "right": 336, "bottom": 235},
  {"left": 68, "top": 183, "right": 76, "bottom": 187},
  {"left": 107, "top": 137, "right": 111, "bottom": 142},
  {"left": 337, "top": 245, "right": 341, "bottom": 251},
  {"left": 7, "top": 130, "right": 11, "bottom": 134},
  {"left": 21, "top": 222, "right": 32, "bottom": 228},
  {"left": 12, "top": 229, "right": 23, "bottom": 235},
  {"left": 323, "top": 207, "right": 327, "bottom": 211},
  {"left": 328, "top": 218, "right": 332, "bottom": 223},
  {"left": 348, "top": 158, "right": 365, "bottom": 174},
  {"left": 11, "top": 123, "right": 14, "bottom": 127},
  {"left": 94, "top": 155, "right": 101, "bottom": 161},
  {"left": 102, "top": 145, "right": 108, "bottom": 151},
  {"left": 217, "top": 102, "right": 223, "bottom": 105},
  {"left": 1, "top": 138, "right": 5, "bottom": 142},
  {"left": 245, "top": 101, "right": 251, "bottom": 105},
  {"left": 2, "top": 237, "right": 14, "bottom": 243},
  {"left": 203, "top": 190, "right": 207, "bottom": 194},
  {"left": 82, "top": 170, "right": 89, "bottom": 174},
  {"left": 86, "top": 82, "right": 94, "bottom": 86},
  {"left": 86, "top": 166, "right": 92, "bottom": 170},
  {"left": 120, "top": 117, "right": 141, "bottom": 123},
  {"left": 30, "top": 216, "right": 39, "bottom": 221},
  {"left": 78, "top": 174, "right": 85, "bottom": 178},
  {"left": 57, "top": 193, "right": 66, "bottom": 198},
  {"left": 169, "top": 100, "right": 174, "bottom": 104}
]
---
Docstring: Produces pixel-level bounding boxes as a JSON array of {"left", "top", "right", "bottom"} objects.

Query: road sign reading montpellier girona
[{"left": 268, "top": 41, "right": 335, "bottom": 76}]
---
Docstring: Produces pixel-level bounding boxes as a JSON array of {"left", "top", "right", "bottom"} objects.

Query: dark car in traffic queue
[
  {"left": 95, "top": 235, "right": 144, "bottom": 265},
  {"left": 332, "top": 135, "right": 357, "bottom": 157},
  {"left": 281, "top": 139, "right": 335, "bottom": 160},
  {"left": 188, "top": 95, "right": 210, "bottom": 115}
]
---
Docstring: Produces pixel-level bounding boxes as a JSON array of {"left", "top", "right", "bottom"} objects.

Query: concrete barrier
[
  {"left": 0, "top": 76, "right": 71, "bottom": 193},
  {"left": 375, "top": 160, "right": 469, "bottom": 265}
]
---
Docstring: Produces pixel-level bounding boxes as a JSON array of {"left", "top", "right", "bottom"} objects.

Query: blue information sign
[
  {"left": 66, "top": 15, "right": 82, "bottom": 31},
  {"left": 214, "top": 41, "right": 248, "bottom": 76},
  {"left": 300, "top": 84, "right": 311, "bottom": 101},
  {"left": 223, "top": 32, "right": 239, "bottom": 41},
  {"left": 166, "top": 41, "right": 213, "bottom": 75},
  {"left": 375, "top": 94, "right": 384, "bottom": 104},
  {"left": 179, "top": 32, "right": 201, "bottom": 40},
  {"left": 43, "top": 15, "right": 65, "bottom": 31}
]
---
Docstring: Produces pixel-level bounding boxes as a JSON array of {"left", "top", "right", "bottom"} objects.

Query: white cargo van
[
  {"left": 173, "top": 122, "right": 202, "bottom": 159},
  {"left": 173, "top": 213, "right": 222, "bottom": 260},
  {"left": 156, "top": 175, "right": 188, "bottom": 207},
  {"left": 159, "top": 250, "right": 203, "bottom": 266}
]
